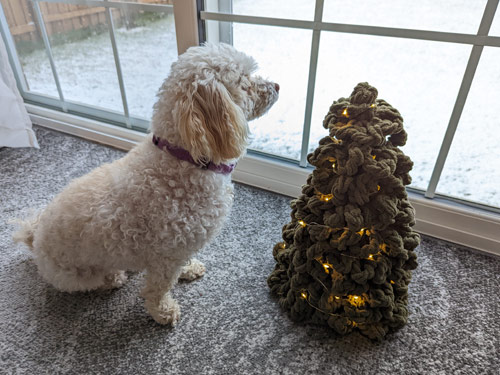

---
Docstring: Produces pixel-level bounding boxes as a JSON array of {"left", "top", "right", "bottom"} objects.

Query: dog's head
[{"left": 153, "top": 43, "right": 279, "bottom": 165}]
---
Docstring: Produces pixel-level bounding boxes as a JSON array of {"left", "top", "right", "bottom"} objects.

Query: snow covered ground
[{"left": 15, "top": 0, "right": 499, "bottom": 208}]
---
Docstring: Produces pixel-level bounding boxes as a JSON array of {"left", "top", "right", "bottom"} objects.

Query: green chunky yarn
[{"left": 267, "top": 82, "right": 420, "bottom": 341}]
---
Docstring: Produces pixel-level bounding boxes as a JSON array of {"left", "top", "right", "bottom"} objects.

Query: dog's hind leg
[
  {"left": 178, "top": 258, "right": 205, "bottom": 281},
  {"left": 34, "top": 254, "right": 119, "bottom": 293}
]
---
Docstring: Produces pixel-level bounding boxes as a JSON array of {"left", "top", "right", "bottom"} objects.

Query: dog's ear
[{"left": 175, "top": 81, "right": 248, "bottom": 165}]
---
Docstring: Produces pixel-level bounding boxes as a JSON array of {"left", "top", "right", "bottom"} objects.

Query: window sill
[{"left": 27, "top": 104, "right": 500, "bottom": 257}]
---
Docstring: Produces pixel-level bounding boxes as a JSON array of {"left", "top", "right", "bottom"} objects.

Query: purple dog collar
[{"left": 152, "top": 135, "right": 236, "bottom": 175}]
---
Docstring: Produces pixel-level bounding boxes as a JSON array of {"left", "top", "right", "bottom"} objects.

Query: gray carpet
[{"left": 1, "top": 126, "right": 499, "bottom": 375}]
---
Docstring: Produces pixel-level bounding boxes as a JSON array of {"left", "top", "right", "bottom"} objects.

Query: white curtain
[{"left": 0, "top": 35, "right": 38, "bottom": 148}]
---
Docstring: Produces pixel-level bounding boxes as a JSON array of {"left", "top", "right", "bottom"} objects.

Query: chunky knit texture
[{"left": 268, "top": 83, "right": 420, "bottom": 340}]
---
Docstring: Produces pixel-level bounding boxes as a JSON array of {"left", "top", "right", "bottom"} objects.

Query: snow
[
  {"left": 15, "top": 1, "right": 499, "bottom": 207},
  {"left": 19, "top": 13, "right": 177, "bottom": 118}
]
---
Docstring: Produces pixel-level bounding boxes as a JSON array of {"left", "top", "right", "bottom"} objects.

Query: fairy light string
[
  {"left": 299, "top": 290, "right": 359, "bottom": 327},
  {"left": 284, "top": 218, "right": 396, "bottom": 326},
  {"left": 268, "top": 83, "right": 420, "bottom": 341},
  {"left": 299, "top": 290, "right": 370, "bottom": 329}
]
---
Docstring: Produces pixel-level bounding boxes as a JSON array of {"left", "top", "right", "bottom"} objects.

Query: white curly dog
[{"left": 13, "top": 43, "right": 279, "bottom": 325}]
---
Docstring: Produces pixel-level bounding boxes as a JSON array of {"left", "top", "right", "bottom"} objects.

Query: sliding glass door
[
  {"left": 202, "top": 0, "right": 500, "bottom": 210},
  {"left": 1, "top": 0, "right": 499, "bottom": 211}
]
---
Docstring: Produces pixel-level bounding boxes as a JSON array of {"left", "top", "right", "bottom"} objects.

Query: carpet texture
[{"left": 1, "top": 127, "right": 499, "bottom": 375}]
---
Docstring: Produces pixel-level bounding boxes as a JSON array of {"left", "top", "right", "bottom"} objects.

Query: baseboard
[
  {"left": 27, "top": 105, "right": 500, "bottom": 257},
  {"left": 408, "top": 195, "right": 500, "bottom": 257},
  {"left": 232, "top": 153, "right": 500, "bottom": 257},
  {"left": 27, "top": 104, "right": 143, "bottom": 151}
]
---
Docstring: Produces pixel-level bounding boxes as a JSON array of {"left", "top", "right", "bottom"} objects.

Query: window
[
  {"left": 437, "top": 46, "right": 500, "bottom": 207},
  {"left": 1, "top": 0, "right": 499, "bottom": 211},
  {"left": 201, "top": 0, "right": 500, "bottom": 211},
  {"left": 0, "top": 0, "right": 178, "bottom": 130}
]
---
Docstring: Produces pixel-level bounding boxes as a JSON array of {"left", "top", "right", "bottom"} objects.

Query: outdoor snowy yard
[{"left": 15, "top": 0, "right": 500, "bottom": 208}]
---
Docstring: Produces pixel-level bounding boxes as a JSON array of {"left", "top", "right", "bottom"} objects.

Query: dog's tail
[{"left": 11, "top": 213, "right": 41, "bottom": 251}]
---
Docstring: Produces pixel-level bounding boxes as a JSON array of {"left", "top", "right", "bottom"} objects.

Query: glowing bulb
[
  {"left": 322, "top": 262, "right": 333, "bottom": 273},
  {"left": 319, "top": 193, "right": 333, "bottom": 202},
  {"left": 377, "top": 185, "right": 381, "bottom": 191},
  {"left": 372, "top": 155, "right": 376, "bottom": 160},
  {"left": 357, "top": 228, "right": 367, "bottom": 236},
  {"left": 298, "top": 220, "right": 306, "bottom": 227},
  {"left": 390, "top": 280, "right": 395, "bottom": 284},
  {"left": 370, "top": 104, "right": 376, "bottom": 108},
  {"left": 347, "top": 295, "right": 365, "bottom": 307},
  {"left": 301, "top": 292, "right": 307, "bottom": 299},
  {"left": 367, "top": 254, "right": 374, "bottom": 261},
  {"left": 342, "top": 108, "right": 349, "bottom": 117},
  {"left": 379, "top": 243, "right": 387, "bottom": 252},
  {"left": 279, "top": 242, "right": 286, "bottom": 249},
  {"left": 330, "top": 137, "right": 342, "bottom": 144},
  {"left": 335, "top": 296, "right": 340, "bottom": 300}
]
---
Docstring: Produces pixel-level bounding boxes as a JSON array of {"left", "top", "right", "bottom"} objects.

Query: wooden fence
[{"left": 0, "top": 0, "right": 172, "bottom": 42}]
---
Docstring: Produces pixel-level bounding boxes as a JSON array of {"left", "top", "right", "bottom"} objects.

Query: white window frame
[{"left": 1, "top": 0, "right": 499, "bottom": 255}]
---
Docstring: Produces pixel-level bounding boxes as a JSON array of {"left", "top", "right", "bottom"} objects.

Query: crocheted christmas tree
[{"left": 267, "top": 82, "right": 420, "bottom": 341}]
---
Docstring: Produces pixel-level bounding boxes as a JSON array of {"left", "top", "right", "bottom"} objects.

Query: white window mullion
[
  {"left": 299, "top": 0, "right": 324, "bottom": 167},
  {"left": 199, "top": 12, "right": 500, "bottom": 47},
  {"left": 32, "top": 0, "right": 67, "bottom": 112},
  {"left": 104, "top": 1, "right": 131, "bottom": 128}
]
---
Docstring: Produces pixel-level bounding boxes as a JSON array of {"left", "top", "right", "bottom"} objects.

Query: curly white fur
[{"left": 13, "top": 43, "right": 279, "bottom": 325}]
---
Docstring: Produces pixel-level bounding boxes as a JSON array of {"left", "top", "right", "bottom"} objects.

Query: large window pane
[
  {"left": 207, "top": 20, "right": 311, "bottom": 160},
  {"left": 437, "top": 47, "right": 500, "bottom": 208},
  {"left": 0, "top": 0, "right": 58, "bottom": 97},
  {"left": 489, "top": 6, "right": 500, "bottom": 36},
  {"left": 114, "top": 7, "right": 177, "bottom": 120},
  {"left": 1, "top": 0, "right": 176, "bottom": 120},
  {"left": 323, "top": 0, "right": 487, "bottom": 34},
  {"left": 205, "top": 0, "right": 315, "bottom": 21},
  {"left": 309, "top": 32, "right": 471, "bottom": 191},
  {"left": 39, "top": 1, "right": 123, "bottom": 112}
]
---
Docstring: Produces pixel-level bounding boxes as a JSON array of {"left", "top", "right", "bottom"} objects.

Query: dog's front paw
[
  {"left": 179, "top": 259, "right": 206, "bottom": 281},
  {"left": 145, "top": 293, "right": 181, "bottom": 326}
]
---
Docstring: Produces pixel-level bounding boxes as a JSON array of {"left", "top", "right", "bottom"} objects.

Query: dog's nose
[{"left": 274, "top": 83, "right": 280, "bottom": 92}]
